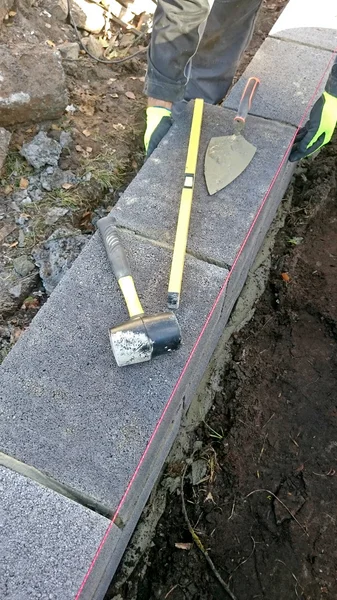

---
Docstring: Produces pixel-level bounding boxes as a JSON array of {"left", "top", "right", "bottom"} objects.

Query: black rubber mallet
[{"left": 98, "top": 215, "right": 181, "bottom": 367}]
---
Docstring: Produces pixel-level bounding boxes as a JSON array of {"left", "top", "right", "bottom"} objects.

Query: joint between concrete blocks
[
  {"left": 116, "top": 225, "right": 232, "bottom": 271},
  {"left": 269, "top": 34, "right": 337, "bottom": 55},
  {"left": 0, "top": 452, "right": 121, "bottom": 525}
]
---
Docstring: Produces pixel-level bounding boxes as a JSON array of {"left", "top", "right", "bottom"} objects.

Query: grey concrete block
[
  {"left": 0, "top": 231, "right": 228, "bottom": 513},
  {"left": 113, "top": 103, "right": 295, "bottom": 267},
  {"left": 0, "top": 466, "right": 110, "bottom": 600},
  {"left": 116, "top": 293, "right": 224, "bottom": 528},
  {"left": 117, "top": 410, "right": 182, "bottom": 524},
  {"left": 79, "top": 412, "right": 184, "bottom": 600},
  {"left": 178, "top": 295, "right": 225, "bottom": 413},
  {"left": 224, "top": 161, "right": 296, "bottom": 326},
  {"left": 110, "top": 295, "right": 224, "bottom": 530},
  {"left": 224, "top": 38, "right": 333, "bottom": 127},
  {"left": 270, "top": 0, "right": 337, "bottom": 52},
  {"left": 89, "top": 273, "right": 229, "bottom": 568}
]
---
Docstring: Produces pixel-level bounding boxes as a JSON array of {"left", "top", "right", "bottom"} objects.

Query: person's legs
[
  {"left": 184, "top": 0, "right": 262, "bottom": 104},
  {"left": 145, "top": 0, "right": 214, "bottom": 103}
]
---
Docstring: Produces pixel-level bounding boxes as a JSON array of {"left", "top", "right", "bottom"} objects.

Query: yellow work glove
[
  {"left": 144, "top": 106, "right": 172, "bottom": 158},
  {"left": 289, "top": 91, "right": 337, "bottom": 161}
]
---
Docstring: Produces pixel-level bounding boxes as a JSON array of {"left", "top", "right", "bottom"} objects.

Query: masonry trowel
[{"left": 204, "top": 77, "right": 260, "bottom": 195}]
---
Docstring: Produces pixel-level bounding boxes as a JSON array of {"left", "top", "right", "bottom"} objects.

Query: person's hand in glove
[
  {"left": 289, "top": 90, "right": 337, "bottom": 162},
  {"left": 144, "top": 103, "right": 172, "bottom": 158}
]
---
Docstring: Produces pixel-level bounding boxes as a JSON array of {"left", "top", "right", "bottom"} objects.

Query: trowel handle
[
  {"left": 234, "top": 77, "right": 260, "bottom": 124},
  {"left": 98, "top": 215, "right": 143, "bottom": 318}
]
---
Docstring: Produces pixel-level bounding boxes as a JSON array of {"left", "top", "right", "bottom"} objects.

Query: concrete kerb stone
[
  {"left": 0, "top": 230, "right": 228, "bottom": 514},
  {"left": 114, "top": 288, "right": 226, "bottom": 526},
  {"left": 178, "top": 164, "right": 296, "bottom": 415},
  {"left": 270, "top": 0, "right": 337, "bottom": 52},
  {"left": 224, "top": 161, "right": 296, "bottom": 323},
  {"left": 0, "top": 466, "right": 110, "bottom": 600},
  {"left": 113, "top": 103, "right": 295, "bottom": 268},
  {"left": 224, "top": 37, "right": 333, "bottom": 127},
  {"left": 1, "top": 232, "right": 227, "bottom": 599},
  {"left": 79, "top": 412, "right": 182, "bottom": 599},
  {"left": 84, "top": 415, "right": 184, "bottom": 599}
]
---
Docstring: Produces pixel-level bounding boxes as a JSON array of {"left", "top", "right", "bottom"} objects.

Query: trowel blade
[{"left": 205, "top": 134, "right": 256, "bottom": 195}]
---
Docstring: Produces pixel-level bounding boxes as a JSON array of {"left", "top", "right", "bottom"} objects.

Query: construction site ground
[{"left": 108, "top": 135, "right": 337, "bottom": 600}]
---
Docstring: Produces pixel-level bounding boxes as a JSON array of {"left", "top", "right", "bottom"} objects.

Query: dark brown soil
[{"left": 111, "top": 132, "right": 337, "bottom": 600}]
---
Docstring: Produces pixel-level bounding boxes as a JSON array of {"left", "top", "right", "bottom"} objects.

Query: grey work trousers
[{"left": 145, "top": 0, "right": 262, "bottom": 105}]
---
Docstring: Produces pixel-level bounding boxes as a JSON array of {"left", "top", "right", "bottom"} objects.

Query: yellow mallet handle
[{"left": 167, "top": 98, "right": 204, "bottom": 309}]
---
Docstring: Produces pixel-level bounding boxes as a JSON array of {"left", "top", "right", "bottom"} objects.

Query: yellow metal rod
[{"left": 167, "top": 98, "right": 204, "bottom": 309}]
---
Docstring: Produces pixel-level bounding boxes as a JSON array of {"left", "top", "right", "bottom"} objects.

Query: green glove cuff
[
  {"left": 144, "top": 107, "right": 172, "bottom": 152},
  {"left": 307, "top": 91, "right": 337, "bottom": 151}
]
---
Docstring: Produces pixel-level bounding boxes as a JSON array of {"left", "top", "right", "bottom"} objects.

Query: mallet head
[{"left": 109, "top": 312, "right": 181, "bottom": 367}]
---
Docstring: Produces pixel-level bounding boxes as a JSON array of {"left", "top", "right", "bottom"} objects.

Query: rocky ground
[
  {"left": 0, "top": 0, "right": 149, "bottom": 361},
  {"left": 0, "top": 0, "right": 286, "bottom": 362}
]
